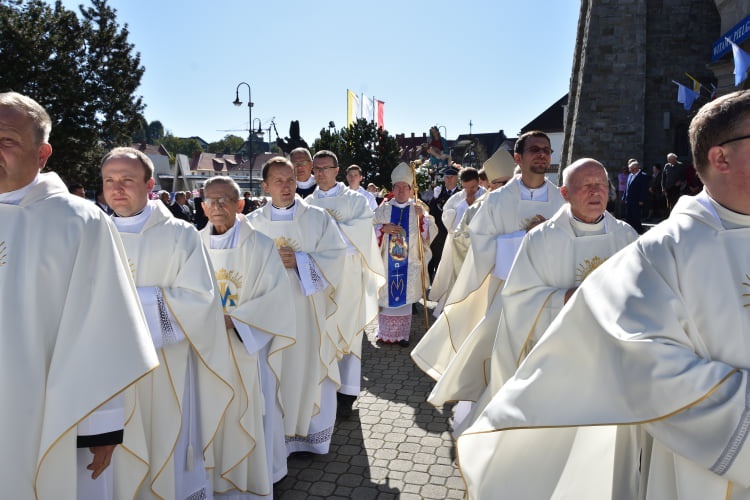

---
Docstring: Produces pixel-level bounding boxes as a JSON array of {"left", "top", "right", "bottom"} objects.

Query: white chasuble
[
  {"left": 373, "top": 200, "right": 438, "bottom": 308},
  {"left": 247, "top": 198, "right": 346, "bottom": 437},
  {"left": 431, "top": 207, "right": 638, "bottom": 413},
  {"left": 0, "top": 173, "right": 158, "bottom": 500},
  {"left": 202, "top": 216, "right": 296, "bottom": 496},
  {"left": 307, "top": 183, "right": 385, "bottom": 358},
  {"left": 115, "top": 201, "right": 235, "bottom": 500},
  {"left": 458, "top": 192, "right": 750, "bottom": 500},
  {"left": 429, "top": 188, "right": 485, "bottom": 316},
  {"left": 412, "top": 178, "right": 565, "bottom": 382}
]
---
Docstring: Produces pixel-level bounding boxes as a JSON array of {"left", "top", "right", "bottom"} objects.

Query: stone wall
[{"left": 562, "top": 0, "right": 720, "bottom": 177}]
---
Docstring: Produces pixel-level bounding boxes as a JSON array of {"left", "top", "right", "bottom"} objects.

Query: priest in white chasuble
[
  {"left": 200, "top": 176, "right": 295, "bottom": 497},
  {"left": 373, "top": 162, "right": 438, "bottom": 347},
  {"left": 429, "top": 166, "right": 485, "bottom": 317},
  {"left": 434, "top": 159, "right": 637, "bottom": 435},
  {"left": 101, "top": 147, "right": 237, "bottom": 500},
  {"left": 248, "top": 156, "right": 347, "bottom": 456},
  {"left": 0, "top": 92, "right": 158, "bottom": 500},
  {"left": 451, "top": 148, "right": 517, "bottom": 268},
  {"left": 306, "top": 150, "right": 385, "bottom": 418},
  {"left": 459, "top": 91, "right": 750, "bottom": 500},
  {"left": 412, "top": 131, "right": 565, "bottom": 383}
]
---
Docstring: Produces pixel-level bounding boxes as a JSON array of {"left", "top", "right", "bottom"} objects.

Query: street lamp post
[{"left": 233, "top": 81, "right": 254, "bottom": 192}]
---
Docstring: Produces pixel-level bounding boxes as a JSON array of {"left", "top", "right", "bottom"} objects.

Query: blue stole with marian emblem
[{"left": 387, "top": 205, "right": 410, "bottom": 307}]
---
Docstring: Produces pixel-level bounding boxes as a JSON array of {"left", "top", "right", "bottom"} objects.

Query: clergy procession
[{"left": 4, "top": 87, "right": 750, "bottom": 500}]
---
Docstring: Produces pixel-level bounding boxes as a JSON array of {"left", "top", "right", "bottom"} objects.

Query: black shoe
[
  {"left": 337, "top": 393, "right": 356, "bottom": 418},
  {"left": 398, "top": 339, "right": 410, "bottom": 347}
]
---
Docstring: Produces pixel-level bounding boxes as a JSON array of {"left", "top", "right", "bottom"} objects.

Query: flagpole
[{"left": 409, "top": 161, "right": 430, "bottom": 328}]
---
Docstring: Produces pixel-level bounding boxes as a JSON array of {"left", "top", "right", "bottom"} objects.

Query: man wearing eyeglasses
[
  {"left": 101, "top": 146, "right": 237, "bottom": 499},
  {"left": 412, "top": 131, "right": 564, "bottom": 427},
  {"left": 306, "top": 150, "right": 385, "bottom": 419},
  {"left": 459, "top": 90, "right": 750, "bottom": 499},
  {"left": 290, "top": 147, "right": 317, "bottom": 198},
  {"left": 199, "top": 175, "right": 295, "bottom": 496}
]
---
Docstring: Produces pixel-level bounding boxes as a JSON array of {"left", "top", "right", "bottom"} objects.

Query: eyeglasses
[
  {"left": 203, "top": 196, "right": 236, "bottom": 208},
  {"left": 523, "top": 146, "right": 553, "bottom": 155},
  {"left": 718, "top": 134, "right": 750, "bottom": 147},
  {"left": 312, "top": 166, "right": 336, "bottom": 173}
]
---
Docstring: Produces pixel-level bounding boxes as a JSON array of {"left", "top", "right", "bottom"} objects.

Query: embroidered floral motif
[
  {"left": 575, "top": 256, "right": 606, "bottom": 284},
  {"left": 274, "top": 236, "right": 301, "bottom": 251}
]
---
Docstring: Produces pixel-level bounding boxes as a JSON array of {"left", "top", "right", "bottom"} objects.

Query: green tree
[
  {"left": 0, "top": 0, "right": 145, "bottom": 187},
  {"left": 313, "top": 119, "right": 401, "bottom": 189},
  {"left": 158, "top": 133, "right": 203, "bottom": 159},
  {"left": 147, "top": 120, "right": 164, "bottom": 142},
  {"left": 208, "top": 134, "right": 245, "bottom": 154}
]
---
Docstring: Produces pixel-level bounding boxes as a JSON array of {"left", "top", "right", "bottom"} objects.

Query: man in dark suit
[
  {"left": 428, "top": 166, "right": 461, "bottom": 280},
  {"left": 624, "top": 159, "right": 650, "bottom": 233}
]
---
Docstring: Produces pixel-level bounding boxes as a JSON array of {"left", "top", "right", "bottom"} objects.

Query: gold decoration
[
  {"left": 743, "top": 274, "right": 750, "bottom": 308},
  {"left": 521, "top": 214, "right": 546, "bottom": 232},
  {"left": 0, "top": 241, "right": 6, "bottom": 267},
  {"left": 215, "top": 268, "right": 243, "bottom": 289},
  {"left": 575, "top": 256, "right": 606, "bottom": 283},
  {"left": 128, "top": 258, "right": 136, "bottom": 279},
  {"left": 274, "top": 236, "right": 301, "bottom": 251},
  {"left": 215, "top": 267, "right": 243, "bottom": 311}
]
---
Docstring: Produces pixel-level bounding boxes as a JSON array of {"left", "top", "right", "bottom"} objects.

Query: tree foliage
[
  {"left": 207, "top": 134, "right": 245, "bottom": 154},
  {"left": 0, "top": 0, "right": 144, "bottom": 187},
  {"left": 157, "top": 133, "right": 203, "bottom": 159},
  {"left": 312, "top": 119, "right": 401, "bottom": 189}
]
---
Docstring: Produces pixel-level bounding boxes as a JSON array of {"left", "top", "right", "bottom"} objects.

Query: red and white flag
[{"left": 375, "top": 100, "right": 385, "bottom": 129}]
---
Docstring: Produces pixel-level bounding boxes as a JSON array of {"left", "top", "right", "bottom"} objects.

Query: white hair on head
[{"left": 562, "top": 158, "right": 606, "bottom": 186}]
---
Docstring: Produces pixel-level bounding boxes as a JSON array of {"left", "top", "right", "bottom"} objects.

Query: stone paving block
[
  {"left": 308, "top": 480, "right": 336, "bottom": 497},
  {"left": 296, "top": 468, "right": 324, "bottom": 482},
  {"left": 430, "top": 463, "right": 458, "bottom": 477},
  {"left": 421, "top": 484, "right": 450, "bottom": 499},
  {"left": 336, "top": 473, "right": 364, "bottom": 487},
  {"left": 404, "top": 471, "right": 431, "bottom": 485}
]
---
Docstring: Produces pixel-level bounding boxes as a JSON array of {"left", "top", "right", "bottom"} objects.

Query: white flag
[{"left": 361, "top": 93, "right": 374, "bottom": 123}]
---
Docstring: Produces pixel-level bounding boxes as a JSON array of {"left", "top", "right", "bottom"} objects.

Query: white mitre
[
  {"left": 391, "top": 162, "right": 412, "bottom": 185},
  {"left": 483, "top": 148, "right": 516, "bottom": 181}
]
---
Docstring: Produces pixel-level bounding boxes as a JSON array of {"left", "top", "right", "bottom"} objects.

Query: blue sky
[{"left": 56, "top": 0, "right": 579, "bottom": 145}]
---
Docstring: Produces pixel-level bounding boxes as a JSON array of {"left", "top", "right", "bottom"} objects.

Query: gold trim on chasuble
[
  {"left": 0, "top": 241, "right": 6, "bottom": 267},
  {"left": 743, "top": 274, "right": 750, "bottom": 307}
]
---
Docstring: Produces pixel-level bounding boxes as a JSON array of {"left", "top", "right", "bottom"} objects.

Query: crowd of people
[{"left": 4, "top": 88, "right": 750, "bottom": 500}]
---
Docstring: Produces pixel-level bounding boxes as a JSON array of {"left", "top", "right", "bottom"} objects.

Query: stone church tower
[{"left": 561, "top": 0, "right": 723, "bottom": 173}]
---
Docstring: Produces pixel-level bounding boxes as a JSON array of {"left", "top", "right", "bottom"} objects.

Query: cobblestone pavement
[{"left": 274, "top": 303, "right": 466, "bottom": 499}]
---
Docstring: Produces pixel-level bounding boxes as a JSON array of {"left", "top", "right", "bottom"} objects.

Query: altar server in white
[
  {"left": 248, "top": 157, "right": 346, "bottom": 456},
  {"left": 101, "top": 147, "right": 238, "bottom": 500},
  {"left": 200, "top": 176, "right": 295, "bottom": 497},
  {"left": 459, "top": 90, "right": 750, "bottom": 500},
  {"left": 307, "top": 151, "right": 385, "bottom": 418},
  {"left": 0, "top": 92, "right": 158, "bottom": 500}
]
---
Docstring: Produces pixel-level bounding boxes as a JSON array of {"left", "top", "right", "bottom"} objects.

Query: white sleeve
[
  {"left": 231, "top": 319, "right": 273, "bottom": 356},
  {"left": 77, "top": 394, "right": 125, "bottom": 436},
  {"left": 136, "top": 286, "right": 186, "bottom": 349},
  {"left": 294, "top": 252, "right": 329, "bottom": 296}
]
